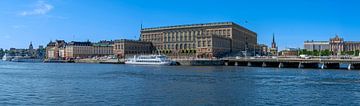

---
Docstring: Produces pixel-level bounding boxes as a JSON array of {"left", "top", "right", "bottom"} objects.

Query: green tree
[
  {"left": 321, "top": 49, "right": 331, "bottom": 56},
  {"left": 313, "top": 50, "right": 319, "bottom": 56},
  {"left": 355, "top": 50, "right": 360, "bottom": 56}
]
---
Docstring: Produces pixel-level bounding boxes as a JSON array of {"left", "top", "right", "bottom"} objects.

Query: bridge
[{"left": 223, "top": 58, "right": 360, "bottom": 70}]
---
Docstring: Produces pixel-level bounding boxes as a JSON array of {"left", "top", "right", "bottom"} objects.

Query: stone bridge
[{"left": 223, "top": 58, "right": 360, "bottom": 70}]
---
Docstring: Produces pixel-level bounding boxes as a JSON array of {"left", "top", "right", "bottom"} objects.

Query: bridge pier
[
  {"left": 298, "top": 63, "right": 304, "bottom": 68},
  {"left": 348, "top": 64, "right": 354, "bottom": 70},
  {"left": 320, "top": 63, "right": 326, "bottom": 69},
  {"left": 278, "top": 63, "right": 284, "bottom": 68},
  {"left": 262, "top": 62, "right": 267, "bottom": 67},
  {"left": 225, "top": 58, "right": 360, "bottom": 70},
  {"left": 247, "top": 62, "right": 252, "bottom": 67}
]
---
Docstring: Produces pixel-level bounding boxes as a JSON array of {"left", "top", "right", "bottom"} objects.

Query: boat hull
[{"left": 125, "top": 61, "right": 173, "bottom": 65}]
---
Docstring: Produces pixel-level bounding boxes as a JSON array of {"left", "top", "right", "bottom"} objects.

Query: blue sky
[{"left": 0, "top": 0, "right": 359, "bottom": 50}]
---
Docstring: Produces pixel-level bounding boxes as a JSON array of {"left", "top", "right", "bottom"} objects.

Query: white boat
[
  {"left": 125, "top": 55, "right": 174, "bottom": 65},
  {"left": 2, "top": 53, "right": 13, "bottom": 61}
]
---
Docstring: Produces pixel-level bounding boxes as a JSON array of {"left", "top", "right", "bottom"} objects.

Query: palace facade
[
  {"left": 140, "top": 22, "right": 257, "bottom": 58},
  {"left": 113, "top": 39, "right": 153, "bottom": 58}
]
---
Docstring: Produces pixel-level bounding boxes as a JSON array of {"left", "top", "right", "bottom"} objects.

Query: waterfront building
[
  {"left": 344, "top": 41, "right": 360, "bottom": 51},
  {"left": 46, "top": 40, "right": 66, "bottom": 59},
  {"left": 65, "top": 41, "right": 113, "bottom": 59},
  {"left": 281, "top": 48, "right": 299, "bottom": 56},
  {"left": 8, "top": 48, "right": 29, "bottom": 57},
  {"left": 196, "top": 33, "right": 231, "bottom": 58},
  {"left": 46, "top": 40, "right": 113, "bottom": 59},
  {"left": 140, "top": 22, "right": 257, "bottom": 58},
  {"left": 304, "top": 41, "right": 330, "bottom": 51},
  {"left": 36, "top": 45, "right": 46, "bottom": 59},
  {"left": 65, "top": 41, "right": 93, "bottom": 59},
  {"left": 329, "top": 35, "right": 345, "bottom": 55},
  {"left": 113, "top": 39, "right": 153, "bottom": 58},
  {"left": 269, "top": 34, "right": 278, "bottom": 56},
  {"left": 258, "top": 44, "right": 269, "bottom": 56},
  {"left": 304, "top": 35, "right": 360, "bottom": 55},
  {"left": 6, "top": 42, "right": 46, "bottom": 59},
  {"left": 28, "top": 42, "right": 36, "bottom": 57},
  {"left": 92, "top": 43, "right": 114, "bottom": 56}
]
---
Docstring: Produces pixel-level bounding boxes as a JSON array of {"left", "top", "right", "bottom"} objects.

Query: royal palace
[{"left": 140, "top": 22, "right": 257, "bottom": 58}]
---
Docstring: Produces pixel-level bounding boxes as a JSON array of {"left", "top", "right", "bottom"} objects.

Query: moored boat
[
  {"left": 2, "top": 53, "right": 13, "bottom": 61},
  {"left": 125, "top": 55, "right": 174, "bottom": 65}
]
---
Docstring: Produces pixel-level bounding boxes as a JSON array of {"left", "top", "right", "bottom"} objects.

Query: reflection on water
[{"left": 0, "top": 61, "right": 360, "bottom": 105}]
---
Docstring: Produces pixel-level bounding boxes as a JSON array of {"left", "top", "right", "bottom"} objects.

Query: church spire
[
  {"left": 271, "top": 33, "right": 276, "bottom": 48},
  {"left": 272, "top": 33, "right": 275, "bottom": 43}
]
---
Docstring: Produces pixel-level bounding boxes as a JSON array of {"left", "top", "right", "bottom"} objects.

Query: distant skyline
[{"left": 0, "top": 0, "right": 359, "bottom": 50}]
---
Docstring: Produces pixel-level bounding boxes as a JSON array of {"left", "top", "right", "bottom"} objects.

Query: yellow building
[
  {"left": 196, "top": 33, "right": 231, "bottom": 58},
  {"left": 65, "top": 41, "right": 113, "bottom": 59},
  {"left": 113, "top": 39, "right": 153, "bottom": 58},
  {"left": 46, "top": 40, "right": 66, "bottom": 59},
  {"left": 140, "top": 22, "right": 257, "bottom": 58}
]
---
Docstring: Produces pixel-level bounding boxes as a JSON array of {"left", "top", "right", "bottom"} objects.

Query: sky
[{"left": 0, "top": 0, "right": 359, "bottom": 50}]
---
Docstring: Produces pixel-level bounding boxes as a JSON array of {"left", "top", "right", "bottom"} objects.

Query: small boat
[
  {"left": 125, "top": 55, "right": 174, "bottom": 65},
  {"left": 2, "top": 53, "right": 13, "bottom": 61}
]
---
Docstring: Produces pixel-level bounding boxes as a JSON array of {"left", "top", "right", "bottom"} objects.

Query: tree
[
  {"left": 313, "top": 50, "right": 319, "bottom": 56},
  {"left": 321, "top": 49, "right": 331, "bottom": 56},
  {"left": 347, "top": 51, "right": 355, "bottom": 55},
  {"left": 355, "top": 50, "right": 360, "bottom": 56}
]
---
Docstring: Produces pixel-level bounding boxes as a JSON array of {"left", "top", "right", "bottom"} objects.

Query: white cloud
[{"left": 19, "top": 0, "right": 53, "bottom": 16}]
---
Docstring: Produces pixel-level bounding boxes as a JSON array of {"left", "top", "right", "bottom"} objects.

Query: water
[{"left": 1, "top": 62, "right": 360, "bottom": 105}]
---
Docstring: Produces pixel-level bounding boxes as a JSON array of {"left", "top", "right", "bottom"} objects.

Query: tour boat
[{"left": 125, "top": 55, "right": 174, "bottom": 65}]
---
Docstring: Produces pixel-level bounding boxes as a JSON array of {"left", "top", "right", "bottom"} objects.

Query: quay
[
  {"left": 225, "top": 58, "right": 360, "bottom": 70},
  {"left": 176, "top": 58, "right": 360, "bottom": 70}
]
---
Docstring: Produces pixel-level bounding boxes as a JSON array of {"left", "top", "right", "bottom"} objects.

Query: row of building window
[
  {"left": 142, "top": 29, "right": 231, "bottom": 42},
  {"left": 156, "top": 43, "right": 196, "bottom": 50},
  {"left": 114, "top": 45, "right": 151, "bottom": 50}
]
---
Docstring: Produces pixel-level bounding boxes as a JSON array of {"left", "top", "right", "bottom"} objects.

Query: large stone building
[
  {"left": 196, "top": 33, "right": 231, "bottom": 58},
  {"left": 304, "top": 35, "right": 360, "bottom": 55},
  {"left": 46, "top": 40, "right": 113, "bottom": 59},
  {"left": 304, "top": 41, "right": 330, "bottom": 51},
  {"left": 113, "top": 39, "right": 153, "bottom": 58},
  {"left": 46, "top": 40, "right": 66, "bottom": 59},
  {"left": 140, "top": 22, "right": 257, "bottom": 58}
]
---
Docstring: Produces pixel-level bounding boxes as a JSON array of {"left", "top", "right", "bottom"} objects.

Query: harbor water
[{"left": 1, "top": 62, "right": 360, "bottom": 105}]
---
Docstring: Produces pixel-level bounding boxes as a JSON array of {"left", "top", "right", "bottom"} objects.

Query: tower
[
  {"left": 271, "top": 33, "right": 277, "bottom": 48},
  {"left": 29, "top": 42, "right": 34, "bottom": 50},
  {"left": 29, "top": 42, "right": 35, "bottom": 57},
  {"left": 270, "top": 33, "right": 278, "bottom": 56}
]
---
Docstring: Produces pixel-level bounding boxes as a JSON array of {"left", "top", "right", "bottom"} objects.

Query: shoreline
[{"left": 28, "top": 58, "right": 360, "bottom": 71}]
